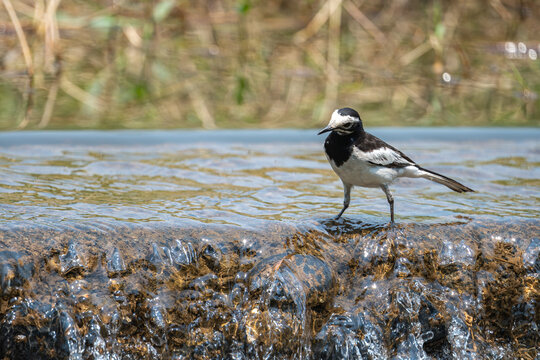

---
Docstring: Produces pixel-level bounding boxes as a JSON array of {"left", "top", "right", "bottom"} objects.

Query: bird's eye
[{"left": 341, "top": 123, "right": 353, "bottom": 129}]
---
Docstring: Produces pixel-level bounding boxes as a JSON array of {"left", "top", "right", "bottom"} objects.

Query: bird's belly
[{"left": 330, "top": 158, "right": 399, "bottom": 187}]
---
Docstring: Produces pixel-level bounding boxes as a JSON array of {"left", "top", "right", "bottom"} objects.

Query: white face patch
[{"left": 327, "top": 109, "right": 360, "bottom": 134}]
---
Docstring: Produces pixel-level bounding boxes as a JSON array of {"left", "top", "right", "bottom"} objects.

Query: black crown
[{"left": 337, "top": 107, "right": 360, "bottom": 119}]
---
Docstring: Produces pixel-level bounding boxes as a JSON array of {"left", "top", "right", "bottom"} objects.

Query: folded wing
[
  {"left": 354, "top": 132, "right": 417, "bottom": 168},
  {"left": 353, "top": 145, "right": 416, "bottom": 168}
]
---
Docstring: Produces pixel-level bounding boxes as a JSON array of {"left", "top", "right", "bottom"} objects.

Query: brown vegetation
[{"left": 0, "top": 0, "right": 538, "bottom": 129}]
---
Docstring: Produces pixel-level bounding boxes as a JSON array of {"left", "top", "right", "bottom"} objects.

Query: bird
[{"left": 318, "top": 107, "right": 474, "bottom": 223}]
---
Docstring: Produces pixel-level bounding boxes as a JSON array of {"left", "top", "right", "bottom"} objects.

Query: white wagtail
[{"left": 318, "top": 107, "right": 474, "bottom": 222}]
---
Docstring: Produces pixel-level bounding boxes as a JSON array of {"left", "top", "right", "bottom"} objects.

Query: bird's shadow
[
  {"left": 315, "top": 215, "right": 473, "bottom": 239},
  {"left": 316, "top": 216, "right": 390, "bottom": 238}
]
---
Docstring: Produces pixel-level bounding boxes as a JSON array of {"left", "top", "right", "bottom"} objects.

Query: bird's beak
[{"left": 318, "top": 126, "right": 333, "bottom": 135}]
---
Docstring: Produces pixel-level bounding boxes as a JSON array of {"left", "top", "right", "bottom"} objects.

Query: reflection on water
[{"left": 0, "top": 129, "right": 538, "bottom": 359}]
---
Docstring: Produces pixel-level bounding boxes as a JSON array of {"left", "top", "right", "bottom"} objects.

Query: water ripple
[{"left": 0, "top": 129, "right": 537, "bottom": 227}]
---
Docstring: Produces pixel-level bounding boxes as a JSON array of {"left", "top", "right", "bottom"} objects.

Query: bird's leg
[
  {"left": 380, "top": 184, "right": 394, "bottom": 223},
  {"left": 335, "top": 183, "right": 352, "bottom": 219}
]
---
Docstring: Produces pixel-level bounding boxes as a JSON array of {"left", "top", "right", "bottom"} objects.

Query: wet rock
[
  {"left": 436, "top": 240, "right": 477, "bottom": 293},
  {"left": 147, "top": 299, "right": 168, "bottom": 348},
  {"left": 0, "top": 251, "right": 34, "bottom": 296},
  {"left": 187, "top": 328, "right": 226, "bottom": 359},
  {"left": 395, "top": 333, "right": 428, "bottom": 360},
  {"left": 418, "top": 298, "right": 450, "bottom": 358},
  {"left": 0, "top": 300, "right": 55, "bottom": 359},
  {"left": 59, "top": 241, "right": 86, "bottom": 276},
  {"left": 245, "top": 256, "right": 309, "bottom": 358},
  {"left": 0, "top": 299, "right": 86, "bottom": 360},
  {"left": 388, "top": 283, "right": 425, "bottom": 356},
  {"left": 238, "top": 237, "right": 258, "bottom": 257},
  {"left": 56, "top": 309, "right": 84, "bottom": 359},
  {"left": 289, "top": 254, "right": 336, "bottom": 307},
  {"left": 107, "top": 247, "right": 126, "bottom": 276},
  {"left": 510, "top": 275, "right": 539, "bottom": 355},
  {"left": 439, "top": 267, "right": 475, "bottom": 294},
  {"left": 248, "top": 253, "right": 335, "bottom": 307},
  {"left": 346, "top": 278, "right": 460, "bottom": 360},
  {"left": 167, "top": 324, "right": 188, "bottom": 347},
  {"left": 242, "top": 253, "right": 336, "bottom": 359},
  {"left": 82, "top": 316, "right": 107, "bottom": 360},
  {"left": 477, "top": 237, "right": 529, "bottom": 347},
  {"left": 170, "top": 239, "right": 196, "bottom": 268},
  {"left": 393, "top": 257, "right": 412, "bottom": 278},
  {"left": 149, "top": 302, "right": 167, "bottom": 330},
  {"left": 16, "top": 258, "right": 34, "bottom": 283},
  {"left": 438, "top": 239, "right": 476, "bottom": 267},
  {"left": 200, "top": 242, "right": 222, "bottom": 272},
  {"left": 522, "top": 237, "right": 539, "bottom": 273},
  {"left": 148, "top": 243, "right": 166, "bottom": 267},
  {"left": 234, "top": 271, "right": 248, "bottom": 283},
  {"left": 146, "top": 240, "right": 197, "bottom": 274},
  {"left": 354, "top": 235, "right": 393, "bottom": 277},
  {"left": 247, "top": 253, "right": 285, "bottom": 290},
  {"left": 189, "top": 273, "right": 219, "bottom": 292},
  {"left": 314, "top": 313, "right": 387, "bottom": 360},
  {"left": 446, "top": 314, "right": 476, "bottom": 359},
  {"left": 229, "top": 283, "right": 247, "bottom": 306},
  {"left": 0, "top": 262, "right": 15, "bottom": 294}
]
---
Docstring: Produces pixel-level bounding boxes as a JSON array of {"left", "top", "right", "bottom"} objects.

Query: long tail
[{"left": 418, "top": 167, "right": 474, "bottom": 193}]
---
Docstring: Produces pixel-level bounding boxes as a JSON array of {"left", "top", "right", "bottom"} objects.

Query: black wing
[{"left": 354, "top": 133, "right": 416, "bottom": 168}]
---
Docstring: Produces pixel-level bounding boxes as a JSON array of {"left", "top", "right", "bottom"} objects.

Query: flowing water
[{"left": 0, "top": 129, "right": 538, "bottom": 359}]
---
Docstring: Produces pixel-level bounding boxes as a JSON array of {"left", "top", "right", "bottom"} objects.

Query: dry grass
[{"left": 0, "top": 0, "right": 538, "bottom": 129}]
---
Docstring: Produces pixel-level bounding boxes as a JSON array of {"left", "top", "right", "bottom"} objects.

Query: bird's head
[{"left": 318, "top": 108, "right": 363, "bottom": 136}]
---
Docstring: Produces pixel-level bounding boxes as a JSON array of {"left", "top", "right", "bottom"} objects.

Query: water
[
  {"left": 0, "top": 129, "right": 537, "bottom": 226},
  {"left": 0, "top": 129, "right": 538, "bottom": 359}
]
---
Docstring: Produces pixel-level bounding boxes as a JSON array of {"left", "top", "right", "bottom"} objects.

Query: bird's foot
[{"left": 386, "top": 219, "right": 396, "bottom": 230}]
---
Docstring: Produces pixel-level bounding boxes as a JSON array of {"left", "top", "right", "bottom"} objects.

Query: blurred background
[{"left": 0, "top": 0, "right": 538, "bottom": 130}]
